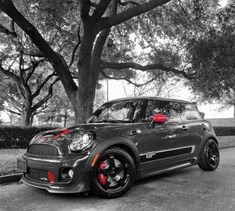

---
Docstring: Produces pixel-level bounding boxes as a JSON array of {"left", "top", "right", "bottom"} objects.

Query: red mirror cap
[{"left": 153, "top": 114, "right": 167, "bottom": 124}]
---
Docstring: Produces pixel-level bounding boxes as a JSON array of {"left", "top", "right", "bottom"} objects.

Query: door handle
[
  {"left": 182, "top": 125, "right": 189, "bottom": 130},
  {"left": 128, "top": 129, "right": 142, "bottom": 136}
]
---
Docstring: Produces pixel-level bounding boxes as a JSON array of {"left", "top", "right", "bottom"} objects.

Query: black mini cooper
[{"left": 18, "top": 97, "right": 220, "bottom": 198}]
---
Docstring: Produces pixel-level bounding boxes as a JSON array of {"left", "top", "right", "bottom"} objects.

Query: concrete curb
[
  {"left": 0, "top": 136, "right": 235, "bottom": 185},
  {"left": 0, "top": 173, "right": 22, "bottom": 185}
]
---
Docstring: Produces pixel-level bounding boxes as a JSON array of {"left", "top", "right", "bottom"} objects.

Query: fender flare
[
  {"left": 84, "top": 136, "right": 141, "bottom": 172},
  {"left": 198, "top": 132, "right": 219, "bottom": 156}
]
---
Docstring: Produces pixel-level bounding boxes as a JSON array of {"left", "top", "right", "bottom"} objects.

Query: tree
[
  {"left": 0, "top": 56, "right": 59, "bottom": 125},
  {"left": 36, "top": 83, "right": 74, "bottom": 127},
  {"left": 0, "top": 14, "right": 60, "bottom": 126},
  {"left": 186, "top": 1, "right": 235, "bottom": 115},
  {"left": 0, "top": 0, "right": 222, "bottom": 123}
]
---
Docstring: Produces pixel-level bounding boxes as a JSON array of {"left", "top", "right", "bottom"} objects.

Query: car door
[
  {"left": 132, "top": 99, "right": 193, "bottom": 174},
  {"left": 178, "top": 102, "right": 205, "bottom": 158}
]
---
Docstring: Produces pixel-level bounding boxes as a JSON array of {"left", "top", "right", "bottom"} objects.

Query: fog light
[
  {"left": 60, "top": 168, "right": 73, "bottom": 181},
  {"left": 68, "top": 169, "right": 74, "bottom": 178}
]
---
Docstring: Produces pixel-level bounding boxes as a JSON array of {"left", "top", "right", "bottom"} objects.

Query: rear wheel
[
  {"left": 92, "top": 148, "right": 136, "bottom": 198},
  {"left": 198, "top": 139, "right": 220, "bottom": 171}
]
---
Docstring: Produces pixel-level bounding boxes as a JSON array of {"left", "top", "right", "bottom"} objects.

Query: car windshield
[{"left": 88, "top": 100, "right": 142, "bottom": 123}]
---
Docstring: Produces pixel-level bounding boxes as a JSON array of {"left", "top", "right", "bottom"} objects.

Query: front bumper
[{"left": 19, "top": 154, "right": 93, "bottom": 193}]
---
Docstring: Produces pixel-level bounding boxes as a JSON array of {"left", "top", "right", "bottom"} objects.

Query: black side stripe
[{"left": 140, "top": 147, "right": 192, "bottom": 162}]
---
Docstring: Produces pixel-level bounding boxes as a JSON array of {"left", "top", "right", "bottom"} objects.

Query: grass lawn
[{"left": 0, "top": 149, "right": 26, "bottom": 176}]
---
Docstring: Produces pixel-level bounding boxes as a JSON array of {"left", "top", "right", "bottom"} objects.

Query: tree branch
[
  {"left": 0, "top": 22, "right": 17, "bottom": 37},
  {"left": 91, "top": 0, "right": 112, "bottom": 22},
  {"left": 0, "top": 62, "right": 26, "bottom": 99},
  {"left": 0, "top": 62, "right": 21, "bottom": 83},
  {"left": 99, "top": 0, "right": 171, "bottom": 29},
  {"left": 32, "top": 78, "right": 59, "bottom": 111},
  {"left": 32, "top": 71, "right": 56, "bottom": 99},
  {"left": 0, "top": 0, "right": 78, "bottom": 95},
  {"left": 25, "top": 59, "right": 46, "bottom": 83},
  {"left": 91, "top": 0, "right": 117, "bottom": 72},
  {"left": 81, "top": 0, "right": 91, "bottom": 19},
  {"left": 101, "top": 69, "right": 160, "bottom": 87},
  {"left": 4, "top": 107, "right": 21, "bottom": 116},
  {"left": 118, "top": 0, "right": 140, "bottom": 6},
  {"left": 68, "top": 26, "right": 81, "bottom": 68},
  {"left": 101, "top": 61, "right": 195, "bottom": 79},
  {"left": 90, "top": 1, "right": 98, "bottom": 8},
  {"left": 5, "top": 94, "right": 22, "bottom": 108}
]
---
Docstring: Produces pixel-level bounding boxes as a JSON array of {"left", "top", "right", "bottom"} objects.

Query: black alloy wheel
[
  {"left": 92, "top": 147, "right": 136, "bottom": 198},
  {"left": 198, "top": 139, "right": 220, "bottom": 171}
]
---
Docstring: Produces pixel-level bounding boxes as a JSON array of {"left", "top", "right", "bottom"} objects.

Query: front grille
[
  {"left": 26, "top": 168, "right": 48, "bottom": 183},
  {"left": 28, "top": 144, "right": 59, "bottom": 157}
]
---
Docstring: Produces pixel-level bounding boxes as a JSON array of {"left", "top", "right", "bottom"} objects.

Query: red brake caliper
[{"left": 98, "top": 161, "right": 107, "bottom": 185}]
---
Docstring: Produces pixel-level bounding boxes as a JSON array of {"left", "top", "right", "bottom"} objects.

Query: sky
[{"left": 220, "top": 0, "right": 228, "bottom": 7}]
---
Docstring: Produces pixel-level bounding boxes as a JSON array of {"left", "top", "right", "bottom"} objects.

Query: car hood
[{"left": 30, "top": 123, "right": 134, "bottom": 151}]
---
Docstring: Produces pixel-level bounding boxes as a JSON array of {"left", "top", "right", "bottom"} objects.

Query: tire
[
  {"left": 92, "top": 147, "right": 136, "bottom": 198},
  {"left": 198, "top": 139, "right": 220, "bottom": 171}
]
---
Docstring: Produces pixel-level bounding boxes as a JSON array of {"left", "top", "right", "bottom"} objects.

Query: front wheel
[
  {"left": 198, "top": 139, "right": 220, "bottom": 171},
  {"left": 92, "top": 147, "right": 136, "bottom": 198}
]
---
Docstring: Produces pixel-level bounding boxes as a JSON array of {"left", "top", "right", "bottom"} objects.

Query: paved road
[{"left": 1, "top": 148, "right": 235, "bottom": 211}]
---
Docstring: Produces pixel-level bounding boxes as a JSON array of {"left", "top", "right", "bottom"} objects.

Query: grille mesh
[
  {"left": 28, "top": 144, "right": 59, "bottom": 157},
  {"left": 26, "top": 168, "right": 48, "bottom": 183}
]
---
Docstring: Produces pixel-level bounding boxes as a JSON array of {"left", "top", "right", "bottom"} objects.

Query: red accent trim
[
  {"left": 153, "top": 114, "right": 167, "bottom": 124},
  {"left": 98, "top": 174, "right": 107, "bottom": 186},
  {"left": 53, "top": 129, "right": 71, "bottom": 139},
  {"left": 98, "top": 162, "right": 107, "bottom": 185},
  {"left": 47, "top": 171, "right": 55, "bottom": 184}
]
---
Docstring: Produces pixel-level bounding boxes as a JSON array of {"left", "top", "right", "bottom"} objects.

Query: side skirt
[{"left": 136, "top": 157, "right": 197, "bottom": 180}]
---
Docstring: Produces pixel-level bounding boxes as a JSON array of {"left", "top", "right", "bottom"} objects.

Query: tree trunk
[
  {"left": 71, "top": 68, "right": 98, "bottom": 124},
  {"left": 70, "top": 28, "right": 100, "bottom": 124},
  {"left": 20, "top": 99, "right": 33, "bottom": 126},
  {"left": 21, "top": 107, "right": 33, "bottom": 126}
]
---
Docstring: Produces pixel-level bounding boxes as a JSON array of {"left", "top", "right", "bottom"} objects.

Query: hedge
[
  {"left": 0, "top": 126, "right": 57, "bottom": 149},
  {"left": 0, "top": 125, "right": 234, "bottom": 149},
  {"left": 214, "top": 126, "right": 235, "bottom": 137}
]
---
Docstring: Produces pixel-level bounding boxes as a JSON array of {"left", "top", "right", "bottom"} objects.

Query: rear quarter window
[
  {"left": 180, "top": 103, "right": 202, "bottom": 121},
  {"left": 144, "top": 100, "right": 182, "bottom": 122}
]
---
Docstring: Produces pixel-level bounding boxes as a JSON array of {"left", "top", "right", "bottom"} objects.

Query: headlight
[{"left": 69, "top": 132, "right": 94, "bottom": 152}]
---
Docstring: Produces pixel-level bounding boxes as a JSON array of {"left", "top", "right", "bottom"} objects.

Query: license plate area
[{"left": 17, "top": 158, "right": 27, "bottom": 172}]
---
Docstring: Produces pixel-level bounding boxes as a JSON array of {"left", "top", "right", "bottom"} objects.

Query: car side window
[
  {"left": 144, "top": 100, "right": 182, "bottom": 122},
  {"left": 180, "top": 103, "right": 202, "bottom": 121},
  {"left": 161, "top": 101, "right": 182, "bottom": 122}
]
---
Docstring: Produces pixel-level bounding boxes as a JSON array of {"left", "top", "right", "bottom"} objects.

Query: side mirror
[
  {"left": 199, "top": 112, "right": 205, "bottom": 119},
  {"left": 152, "top": 114, "right": 167, "bottom": 124}
]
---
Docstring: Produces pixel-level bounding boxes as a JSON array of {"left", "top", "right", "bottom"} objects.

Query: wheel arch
[
  {"left": 86, "top": 137, "right": 141, "bottom": 172},
  {"left": 198, "top": 132, "right": 219, "bottom": 157},
  {"left": 106, "top": 143, "right": 141, "bottom": 171}
]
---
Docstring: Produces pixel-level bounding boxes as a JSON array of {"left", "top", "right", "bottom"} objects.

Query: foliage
[
  {"left": 0, "top": 9, "right": 60, "bottom": 126},
  {"left": 186, "top": 1, "right": 235, "bottom": 103},
  {"left": 36, "top": 83, "right": 74, "bottom": 126},
  {"left": 0, "top": 0, "right": 232, "bottom": 124},
  {"left": 0, "top": 126, "right": 56, "bottom": 148}
]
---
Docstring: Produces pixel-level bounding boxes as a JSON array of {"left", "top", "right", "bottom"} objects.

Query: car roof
[{"left": 107, "top": 96, "right": 194, "bottom": 104}]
